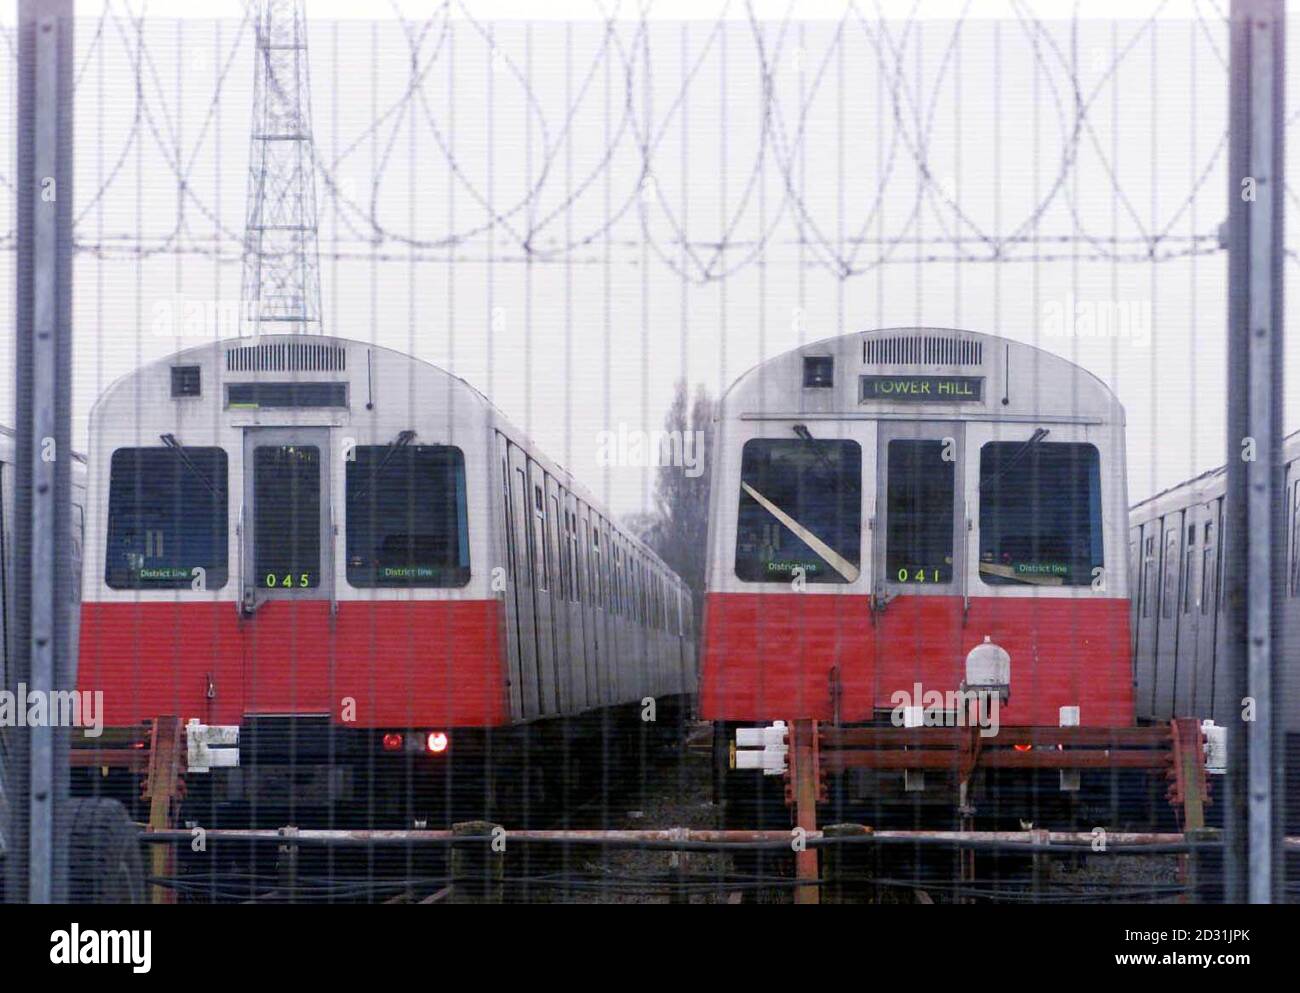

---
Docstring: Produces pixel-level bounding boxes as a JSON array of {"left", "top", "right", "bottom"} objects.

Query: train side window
[
  {"left": 591, "top": 527, "right": 602, "bottom": 608},
  {"left": 735, "top": 438, "right": 862, "bottom": 584},
  {"left": 637, "top": 560, "right": 646, "bottom": 623},
  {"left": 1142, "top": 535, "right": 1156, "bottom": 617},
  {"left": 613, "top": 545, "right": 622, "bottom": 613},
  {"left": 603, "top": 530, "right": 612, "bottom": 610},
  {"left": 533, "top": 483, "right": 549, "bottom": 592},
  {"left": 623, "top": 547, "right": 631, "bottom": 615},
  {"left": 628, "top": 550, "right": 636, "bottom": 617},
  {"left": 628, "top": 555, "right": 636, "bottom": 619},
  {"left": 624, "top": 548, "right": 632, "bottom": 616},
  {"left": 979, "top": 442, "right": 1101, "bottom": 587},
  {"left": 1201, "top": 520, "right": 1217, "bottom": 615},
  {"left": 345, "top": 445, "right": 469, "bottom": 587},
  {"left": 574, "top": 514, "right": 586, "bottom": 604},
  {"left": 1181, "top": 523, "right": 1197, "bottom": 614},
  {"left": 550, "top": 495, "right": 565, "bottom": 600},
  {"left": 599, "top": 527, "right": 609, "bottom": 610},
  {"left": 105, "top": 446, "right": 229, "bottom": 590},
  {"left": 515, "top": 468, "right": 532, "bottom": 587},
  {"left": 568, "top": 511, "right": 580, "bottom": 603},
  {"left": 630, "top": 557, "right": 637, "bottom": 620},
  {"left": 1161, "top": 527, "right": 1180, "bottom": 620},
  {"left": 1128, "top": 539, "right": 1138, "bottom": 605},
  {"left": 502, "top": 461, "right": 516, "bottom": 580}
]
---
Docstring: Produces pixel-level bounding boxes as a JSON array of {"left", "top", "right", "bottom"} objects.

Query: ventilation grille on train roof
[
  {"left": 225, "top": 340, "right": 347, "bottom": 373},
  {"left": 863, "top": 334, "right": 983, "bottom": 366}
]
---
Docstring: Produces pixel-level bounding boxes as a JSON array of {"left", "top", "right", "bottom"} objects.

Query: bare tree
[{"left": 629, "top": 381, "right": 716, "bottom": 628}]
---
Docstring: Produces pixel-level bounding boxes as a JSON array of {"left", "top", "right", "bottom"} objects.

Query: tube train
[
  {"left": 0, "top": 429, "right": 88, "bottom": 696},
  {"left": 1129, "top": 430, "right": 1300, "bottom": 825},
  {"left": 701, "top": 327, "right": 1134, "bottom": 822},
  {"left": 0, "top": 431, "right": 87, "bottom": 850},
  {"left": 72, "top": 335, "right": 695, "bottom": 825}
]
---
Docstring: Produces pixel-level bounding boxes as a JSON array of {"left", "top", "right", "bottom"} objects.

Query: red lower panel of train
[
  {"left": 77, "top": 599, "right": 509, "bottom": 728},
  {"left": 699, "top": 593, "right": 1133, "bottom": 727}
]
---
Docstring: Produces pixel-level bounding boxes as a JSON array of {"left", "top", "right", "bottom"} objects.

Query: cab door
[
  {"left": 874, "top": 421, "right": 966, "bottom": 601},
  {"left": 240, "top": 427, "right": 334, "bottom": 714},
  {"left": 872, "top": 420, "right": 966, "bottom": 699}
]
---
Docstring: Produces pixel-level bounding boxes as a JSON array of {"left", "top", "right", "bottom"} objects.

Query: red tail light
[
  {"left": 425, "top": 731, "right": 449, "bottom": 754},
  {"left": 381, "top": 732, "right": 404, "bottom": 752}
]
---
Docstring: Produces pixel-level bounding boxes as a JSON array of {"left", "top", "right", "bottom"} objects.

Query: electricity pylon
[{"left": 241, "top": 0, "right": 322, "bottom": 335}]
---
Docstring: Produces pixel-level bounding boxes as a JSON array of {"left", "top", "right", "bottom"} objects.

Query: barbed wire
[{"left": 0, "top": 0, "right": 1279, "bottom": 280}]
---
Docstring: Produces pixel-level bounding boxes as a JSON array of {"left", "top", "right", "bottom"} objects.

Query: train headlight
[
  {"left": 425, "top": 731, "right": 449, "bottom": 754},
  {"left": 962, "top": 635, "right": 1011, "bottom": 703}
]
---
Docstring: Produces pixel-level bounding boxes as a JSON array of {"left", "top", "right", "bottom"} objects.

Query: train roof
[
  {"left": 717, "top": 326, "right": 1125, "bottom": 426},
  {"left": 1129, "top": 428, "right": 1300, "bottom": 520},
  {"left": 89, "top": 335, "right": 682, "bottom": 583}
]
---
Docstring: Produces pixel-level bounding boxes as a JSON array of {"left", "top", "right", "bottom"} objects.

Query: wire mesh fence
[{"left": 0, "top": 0, "right": 1296, "bottom": 906}]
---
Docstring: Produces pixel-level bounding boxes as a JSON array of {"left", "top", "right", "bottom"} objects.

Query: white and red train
[
  {"left": 701, "top": 327, "right": 1135, "bottom": 820},
  {"left": 73, "top": 335, "right": 695, "bottom": 823}
]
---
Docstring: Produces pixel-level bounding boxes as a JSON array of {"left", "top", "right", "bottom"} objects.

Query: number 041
[{"left": 896, "top": 568, "right": 940, "bottom": 583}]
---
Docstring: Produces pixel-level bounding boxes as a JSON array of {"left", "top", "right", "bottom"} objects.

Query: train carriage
[
  {"left": 1129, "top": 431, "right": 1300, "bottom": 827},
  {"left": 74, "top": 335, "right": 695, "bottom": 824},
  {"left": 702, "top": 327, "right": 1133, "bottom": 820}
]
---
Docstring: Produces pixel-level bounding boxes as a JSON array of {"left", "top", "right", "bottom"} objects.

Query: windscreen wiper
[
  {"left": 978, "top": 427, "right": 1050, "bottom": 493},
  {"left": 350, "top": 429, "right": 416, "bottom": 504},
  {"left": 159, "top": 433, "right": 221, "bottom": 499},
  {"left": 791, "top": 423, "right": 845, "bottom": 484}
]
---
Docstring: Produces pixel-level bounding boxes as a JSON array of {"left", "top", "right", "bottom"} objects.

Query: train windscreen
[
  {"left": 345, "top": 445, "right": 470, "bottom": 587},
  {"left": 734, "top": 438, "right": 861, "bottom": 584},
  {"left": 978, "top": 441, "right": 1102, "bottom": 586},
  {"left": 885, "top": 440, "right": 955, "bottom": 584},
  {"left": 105, "top": 446, "right": 229, "bottom": 589}
]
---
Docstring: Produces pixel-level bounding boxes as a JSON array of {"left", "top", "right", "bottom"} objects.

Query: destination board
[{"left": 860, "top": 374, "right": 984, "bottom": 402}]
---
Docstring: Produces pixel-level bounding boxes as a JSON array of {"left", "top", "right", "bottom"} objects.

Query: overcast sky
[{"left": 1, "top": 0, "right": 1295, "bottom": 519}]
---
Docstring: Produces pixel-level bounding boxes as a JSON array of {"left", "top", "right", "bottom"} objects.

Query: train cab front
[
  {"left": 699, "top": 328, "right": 1137, "bottom": 825},
  {"left": 72, "top": 335, "right": 510, "bottom": 829}
]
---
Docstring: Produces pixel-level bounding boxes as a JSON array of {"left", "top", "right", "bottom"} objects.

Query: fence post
[
  {"left": 790, "top": 720, "right": 820, "bottom": 905},
  {"left": 8, "top": 0, "right": 75, "bottom": 907}
]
